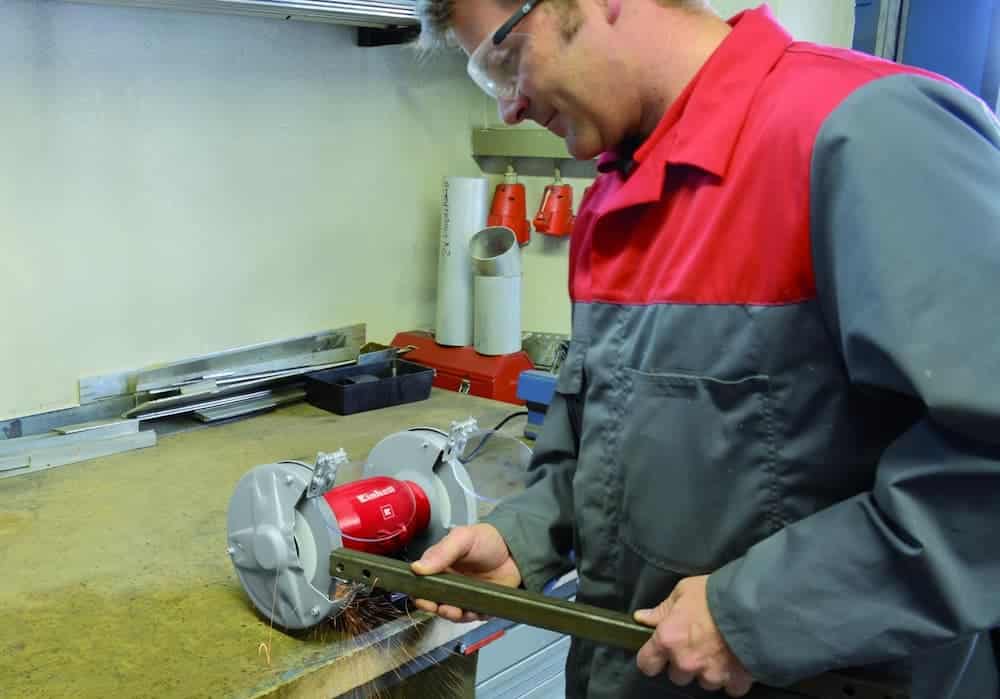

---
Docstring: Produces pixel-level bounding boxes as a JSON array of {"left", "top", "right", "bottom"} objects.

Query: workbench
[{"left": 0, "top": 389, "right": 526, "bottom": 698}]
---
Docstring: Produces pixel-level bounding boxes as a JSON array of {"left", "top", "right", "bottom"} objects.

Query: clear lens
[
  {"left": 452, "top": 428, "right": 532, "bottom": 518},
  {"left": 468, "top": 32, "right": 531, "bottom": 100}
]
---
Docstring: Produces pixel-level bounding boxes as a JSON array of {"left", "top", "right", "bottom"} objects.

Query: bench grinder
[{"left": 226, "top": 418, "right": 529, "bottom": 630}]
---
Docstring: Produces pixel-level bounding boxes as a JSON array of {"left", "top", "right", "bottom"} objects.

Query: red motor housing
[{"left": 322, "top": 476, "right": 431, "bottom": 555}]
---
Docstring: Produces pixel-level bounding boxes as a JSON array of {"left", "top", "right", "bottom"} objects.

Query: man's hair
[
  {"left": 415, "top": 0, "right": 457, "bottom": 51},
  {"left": 415, "top": 0, "right": 708, "bottom": 52}
]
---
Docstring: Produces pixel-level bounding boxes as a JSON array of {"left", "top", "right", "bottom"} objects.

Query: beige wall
[
  {"left": 713, "top": 0, "right": 855, "bottom": 46},
  {"left": 0, "top": 0, "right": 489, "bottom": 418},
  {"left": 0, "top": 0, "right": 855, "bottom": 419}
]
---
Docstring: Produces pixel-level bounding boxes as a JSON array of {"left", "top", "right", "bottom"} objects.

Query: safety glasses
[{"left": 467, "top": 0, "right": 545, "bottom": 99}]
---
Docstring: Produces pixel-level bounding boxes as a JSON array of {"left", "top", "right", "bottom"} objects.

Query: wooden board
[{"left": 0, "top": 390, "right": 522, "bottom": 698}]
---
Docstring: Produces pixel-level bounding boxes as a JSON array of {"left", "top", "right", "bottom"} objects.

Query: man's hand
[
  {"left": 410, "top": 523, "right": 522, "bottom": 623},
  {"left": 634, "top": 575, "right": 754, "bottom": 697}
]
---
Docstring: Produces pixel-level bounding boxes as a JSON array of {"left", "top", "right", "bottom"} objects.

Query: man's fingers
[
  {"left": 634, "top": 596, "right": 675, "bottom": 627},
  {"left": 436, "top": 605, "right": 466, "bottom": 622},
  {"left": 634, "top": 608, "right": 659, "bottom": 627},
  {"left": 724, "top": 670, "right": 754, "bottom": 697},
  {"left": 699, "top": 678, "right": 725, "bottom": 692},
  {"left": 413, "top": 599, "right": 486, "bottom": 624},
  {"left": 411, "top": 527, "right": 475, "bottom": 576},
  {"left": 634, "top": 576, "right": 754, "bottom": 695},
  {"left": 667, "top": 665, "right": 696, "bottom": 687},
  {"left": 698, "top": 669, "right": 730, "bottom": 692},
  {"left": 635, "top": 600, "right": 686, "bottom": 677},
  {"left": 635, "top": 637, "right": 670, "bottom": 677},
  {"left": 412, "top": 598, "right": 437, "bottom": 614},
  {"left": 412, "top": 599, "right": 483, "bottom": 624}
]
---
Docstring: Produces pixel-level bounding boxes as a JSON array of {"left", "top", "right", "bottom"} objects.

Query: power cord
[
  {"left": 942, "top": 634, "right": 979, "bottom": 699},
  {"left": 491, "top": 410, "right": 530, "bottom": 432},
  {"left": 460, "top": 411, "right": 529, "bottom": 464}
]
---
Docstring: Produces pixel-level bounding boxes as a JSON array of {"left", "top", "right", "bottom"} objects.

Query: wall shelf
[{"left": 471, "top": 128, "right": 596, "bottom": 178}]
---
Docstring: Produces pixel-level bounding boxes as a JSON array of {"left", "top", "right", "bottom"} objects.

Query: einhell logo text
[{"left": 357, "top": 485, "right": 397, "bottom": 503}]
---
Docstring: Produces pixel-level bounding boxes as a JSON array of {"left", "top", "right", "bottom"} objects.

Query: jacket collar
[{"left": 596, "top": 5, "right": 794, "bottom": 211}]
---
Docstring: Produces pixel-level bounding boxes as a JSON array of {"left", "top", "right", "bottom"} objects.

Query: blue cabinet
[
  {"left": 853, "top": 0, "right": 881, "bottom": 56},
  {"left": 854, "top": 0, "right": 1000, "bottom": 109}
]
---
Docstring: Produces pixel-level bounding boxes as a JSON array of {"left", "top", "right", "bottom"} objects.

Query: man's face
[{"left": 452, "top": 0, "right": 631, "bottom": 160}]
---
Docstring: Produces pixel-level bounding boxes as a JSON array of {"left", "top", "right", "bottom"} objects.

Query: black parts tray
[{"left": 303, "top": 359, "right": 434, "bottom": 416}]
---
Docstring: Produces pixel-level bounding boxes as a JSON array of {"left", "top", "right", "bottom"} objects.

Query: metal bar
[
  {"left": 124, "top": 357, "right": 350, "bottom": 419},
  {"left": 79, "top": 324, "right": 364, "bottom": 403},
  {"left": 53, "top": 419, "right": 139, "bottom": 437},
  {"left": 126, "top": 389, "right": 274, "bottom": 421},
  {"left": 330, "top": 549, "right": 909, "bottom": 699},
  {"left": 193, "top": 387, "right": 305, "bottom": 422},
  {"left": 0, "top": 423, "right": 138, "bottom": 458},
  {"left": 135, "top": 348, "right": 355, "bottom": 393},
  {"left": 0, "top": 430, "right": 157, "bottom": 480},
  {"left": 194, "top": 399, "right": 273, "bottom": 422},
  {"left": 0, "top": 396, "right": 137, "bottom": 441},
  {"left": 126, "top": 360, "right": 356, "bottom": 420},
  {"left": 179, "top": 380, "right": 219, "bottom": 396},
  {"left": 212, "top": 358, "right": 355, "bottom": 386},
  {"left": 330, "top": 549, "right": 651, "bottom": 652},
  {"left": 357, "top": 347, "right": 400, "bottom": 366},
  {"left": 0, "top": 456, "right": 30, "bottom": 473},
  {"left": 147, "top": 358, "right": 353, "bottom": 397}
]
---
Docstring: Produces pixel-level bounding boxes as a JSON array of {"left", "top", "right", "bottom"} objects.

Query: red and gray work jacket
[{"left": 485, "top": 6, "right": 1000, "bottom": 699}]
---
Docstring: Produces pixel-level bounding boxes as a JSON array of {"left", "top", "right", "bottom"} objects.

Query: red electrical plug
[
  {"left": 488, "top": 164, "right": 531, "bottom": 246},
  {"left": 533, "top": 168, "right": 575, "bottom": 237}
]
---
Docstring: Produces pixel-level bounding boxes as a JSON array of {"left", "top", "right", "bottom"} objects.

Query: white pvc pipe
[
  {"left": 470, "top": 227, "right": 522, "bottom": 356},
  {"left": 474, "top": 277, "right": 522, "bottom": 356},
  {"left": 435, "top": 176, "right": 488, "bottom": 347}
]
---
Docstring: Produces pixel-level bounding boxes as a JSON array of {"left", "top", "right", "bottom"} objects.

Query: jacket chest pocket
[{"left": 619, "top": 369, "right": 778, "bottom": 575}]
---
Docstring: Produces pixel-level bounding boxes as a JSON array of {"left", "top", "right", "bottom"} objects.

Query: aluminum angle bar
[
  {"left": 126, "top": 389, "right": 274, "bottom": 422},
  {"left": 0, "top": 430, "right": 157, "bottom": 480},
  {"left": 80, "top": 324, "right": 364, "bottom": 403},
  {"left": 135, "top": 348, "right": 356, "bottom": 393},
  {"left": 194, "top": 387, "right": 305, "bottom": 422}
]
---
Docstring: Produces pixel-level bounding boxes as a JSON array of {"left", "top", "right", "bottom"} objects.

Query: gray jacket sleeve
[
  {"left": 707, "top": 75, "right": 1000, "bottom": 686},
  {"left": 482, "top": 354, "right": 580, "bottom": 592}
]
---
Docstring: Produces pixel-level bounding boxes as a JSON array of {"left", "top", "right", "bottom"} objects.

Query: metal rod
[
  {"left": 329, "top": 549, "right": 909, "bottom": 699},
  {"left": 331, "top": 548, "right": 654, "bottom": 652}
]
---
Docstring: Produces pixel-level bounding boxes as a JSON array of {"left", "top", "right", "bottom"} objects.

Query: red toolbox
[{"left": 391, "top": 331, "right": 534, "bottom": 405}]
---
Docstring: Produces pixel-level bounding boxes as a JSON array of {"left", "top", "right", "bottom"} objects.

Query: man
[{"left": 411, "top": 1, "right": 1000, "bottom": 697}]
